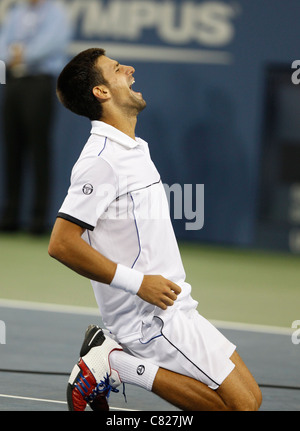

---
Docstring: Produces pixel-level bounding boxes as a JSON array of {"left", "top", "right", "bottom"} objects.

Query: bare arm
[{"left": 48, "top": 218, "right": 181, "bottom": 310}]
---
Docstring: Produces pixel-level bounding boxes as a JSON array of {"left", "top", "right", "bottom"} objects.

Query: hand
[
  {"left": 137, "top": 275, "right": 182, "bottom": 310},
  {"left": 8, "top": 43, "right": 24, "bottom": 68}
]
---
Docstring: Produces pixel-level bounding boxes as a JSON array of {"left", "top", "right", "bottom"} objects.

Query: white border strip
[{"left": 0, "top": 298, "right": 292, "bottom": 335}]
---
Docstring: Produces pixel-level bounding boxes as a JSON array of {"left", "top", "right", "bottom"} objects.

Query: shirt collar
[{"left": 91, "top": 120, "right": 139, "bottom": 149}]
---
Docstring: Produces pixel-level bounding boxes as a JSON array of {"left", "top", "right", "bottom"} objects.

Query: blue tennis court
[{"left": 0, "top": 300, "right": 299, "bottom": 412}]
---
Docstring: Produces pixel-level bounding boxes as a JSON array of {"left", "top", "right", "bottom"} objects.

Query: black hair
[{"left": 56, "top": 48, "right": 107, "bottom": 120}]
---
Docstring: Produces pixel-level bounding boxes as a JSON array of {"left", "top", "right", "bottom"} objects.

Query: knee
[
  {"left": 250, "top": 384, "right": 263, "bottom": 411},
  {"left": 240, "top": 397, "right": 260, "bottom": 412},
  {"left": 255, "top": 386, "right": 263, "bottom": 410},
  {"left": 231, "top": 389, "right": 262, "bottom": 411}
]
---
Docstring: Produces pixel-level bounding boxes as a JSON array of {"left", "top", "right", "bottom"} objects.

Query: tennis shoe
[{"left": 66, "top": 324, "right": 123, "bottom": 411}]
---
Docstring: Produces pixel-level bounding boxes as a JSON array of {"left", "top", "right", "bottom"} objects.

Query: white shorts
[{"left": 122, "top": 308, "right": 236, "bottom": 390}]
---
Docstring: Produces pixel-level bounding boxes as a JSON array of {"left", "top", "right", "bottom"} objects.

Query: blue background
[{"left": 1, "top": 0, "right": 300, "bottom": 249}]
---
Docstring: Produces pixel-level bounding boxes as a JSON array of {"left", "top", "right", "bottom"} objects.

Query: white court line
[
  {"left": 210, "top": 319, "right": 293, "bottom": 336},
  {"left": 0, "top": 393, "right": 66, "bottom": 405},
  {"left": 0, "top": 298, "right": 100, "bottom": 316},
  {"left": 0, "top": 393, "right": 137, "bottom": 411},
  {"left": 0, "top": 297, "right": 293, "bottom": 335}
]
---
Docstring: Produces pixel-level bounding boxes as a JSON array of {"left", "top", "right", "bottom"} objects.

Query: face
[{"left": 94, "top": 56, "right": 146, "bottom": 115}]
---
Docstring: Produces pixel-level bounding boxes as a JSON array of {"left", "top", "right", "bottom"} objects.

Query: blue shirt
[{"left": 0, "top": 0, "right": 73, "bottom": 76}]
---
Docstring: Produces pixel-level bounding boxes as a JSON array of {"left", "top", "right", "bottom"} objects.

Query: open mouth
[
  {"left": 128, "top": 78, "right": 142, "bottom": 98},
  {"left": 129, "top": 79, "right": 135, "bottom": 90},
  {"left": 128, "top": 77, "right": 143, "bottom": 100}
]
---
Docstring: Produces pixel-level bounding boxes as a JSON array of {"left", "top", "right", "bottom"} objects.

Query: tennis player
[{"left": 48, "top": 48, "right": 262, "bottom": 411}]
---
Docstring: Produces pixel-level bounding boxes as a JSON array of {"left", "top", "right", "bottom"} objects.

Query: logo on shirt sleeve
[
  {"left": 82, "top": 183, "right": 94, "bottom": 195},
  {"left": 137, "top": 365, "right": 145, "bottom": 375}
]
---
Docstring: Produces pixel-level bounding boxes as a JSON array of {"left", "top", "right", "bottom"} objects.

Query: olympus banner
[{"left": 0, "top": 0, "right": 241, "bottom": 64}]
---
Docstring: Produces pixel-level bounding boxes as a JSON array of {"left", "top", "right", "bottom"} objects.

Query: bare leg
[{"left": 152, "top": 351, "right": 262, "bottom": 411}]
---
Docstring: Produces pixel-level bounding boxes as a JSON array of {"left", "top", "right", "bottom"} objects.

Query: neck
[{"left": 100, "top": 113, "right": 137, "bottom": 141}]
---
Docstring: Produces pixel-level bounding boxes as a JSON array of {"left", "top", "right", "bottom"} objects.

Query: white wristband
[{"left": 110, "top": 264, "right": 144, "bottom": 295}]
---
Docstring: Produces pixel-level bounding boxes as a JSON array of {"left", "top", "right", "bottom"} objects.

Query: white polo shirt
[{"left": 58, "top": 121, "right": 197, "bottom": 343}]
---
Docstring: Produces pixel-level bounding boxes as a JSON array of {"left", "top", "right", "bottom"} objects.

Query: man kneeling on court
[{"left": 48, "top": 48, "right": 262, "bottom": 411}]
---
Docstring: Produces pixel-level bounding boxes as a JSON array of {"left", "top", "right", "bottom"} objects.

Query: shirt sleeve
[{"left": 58, "top": 156, "right": 118, "bottom": 231}]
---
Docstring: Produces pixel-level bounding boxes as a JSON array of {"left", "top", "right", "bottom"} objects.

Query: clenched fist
[{"left": 137, "top": 275, "right": 182, "bottom": 310}]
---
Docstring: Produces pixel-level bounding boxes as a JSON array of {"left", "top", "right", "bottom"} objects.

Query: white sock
[{"left": 109, "top": 350, "right": 159, "bottom": 391}]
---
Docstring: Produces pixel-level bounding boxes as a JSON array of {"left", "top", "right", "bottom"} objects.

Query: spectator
[{"left": 0, "top": 0, "right": 72, "bottom": 234}]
